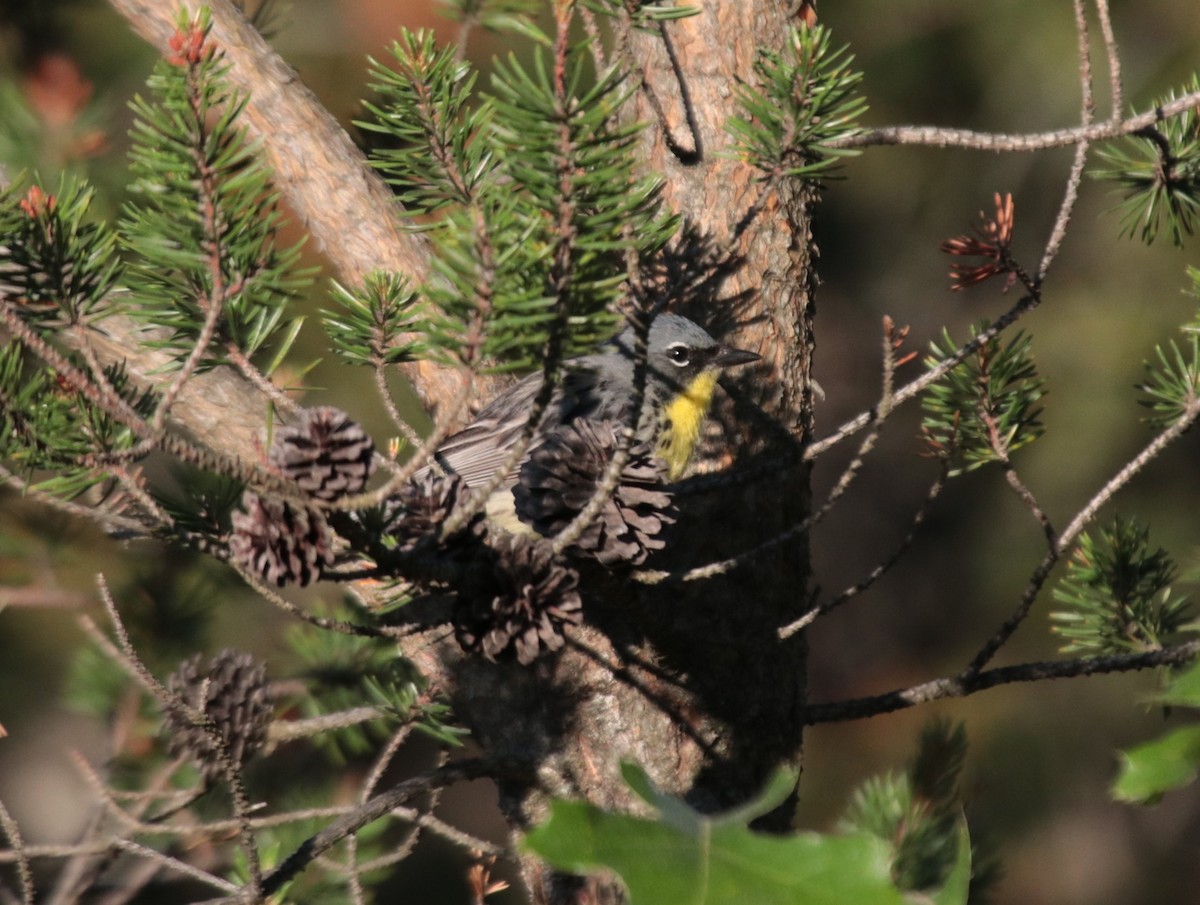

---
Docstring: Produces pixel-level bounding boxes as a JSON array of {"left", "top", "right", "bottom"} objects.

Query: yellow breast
[{"left": 657, "top": 371, "right": 719, "bottom": 480}]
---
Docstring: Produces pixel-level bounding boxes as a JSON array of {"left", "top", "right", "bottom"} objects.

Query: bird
[{"left": 428, "top": 313, "right": 759, "bottom": 532}]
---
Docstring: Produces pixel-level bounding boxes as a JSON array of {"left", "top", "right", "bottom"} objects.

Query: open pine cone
[
  {"left": 454, "top": 534, "right": 582, "bottom": 665},
  {"left": 385, "top": 471, "right": 485, "bottom": 554},
  {"left": 164, "top": 649, "right": 274, "bottom": 784},
  {"left": 269, "top": 406, "right": 375, "bottom": 502},
  {"left": 515, "top": 419, "right": 676, "bottom": 565},
  {"left": 228, "top": 491, "right": 333, "bottom": 586}
]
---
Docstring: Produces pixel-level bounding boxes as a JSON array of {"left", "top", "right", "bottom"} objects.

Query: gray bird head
[{"left": 610, "top": 313, "right": 760, "bottom": 394}]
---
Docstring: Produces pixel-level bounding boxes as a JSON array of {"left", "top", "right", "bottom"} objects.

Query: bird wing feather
[{"left": 430, "top": 372, "right": 546, "bottom": 487}]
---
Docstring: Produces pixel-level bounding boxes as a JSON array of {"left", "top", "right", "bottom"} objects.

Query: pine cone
[
  {"left": 164, "top": 649, "right": 274, "bottom": 784},
  {"left": 228, "top": 491, "right": 333, "bottom": 586},
  {"left": 385, "top": 471, "right": 485, "bottom": 554},
  {"left": 269, "top": 406, "right": 375, "bottom": 502},
  {"left": 515, "top": 420, "right": 677, "bottom": 566},
  {"left": 454, "top": 535, "right": 582, "bottom": 665}
]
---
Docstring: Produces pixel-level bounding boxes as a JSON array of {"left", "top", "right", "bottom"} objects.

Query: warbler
[{"left": 429, "top": 314, "right": 759, "bottom": 527}]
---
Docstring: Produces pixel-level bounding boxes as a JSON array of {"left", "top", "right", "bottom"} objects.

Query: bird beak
[{"left": 712, "top": 345, "right": 760, "bottom": 368}]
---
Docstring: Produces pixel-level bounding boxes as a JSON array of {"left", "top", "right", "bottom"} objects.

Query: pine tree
[{"left": 3, "top": 2, "right": 1200, "bottom": 904}]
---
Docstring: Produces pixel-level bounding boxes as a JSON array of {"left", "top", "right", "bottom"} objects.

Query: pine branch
[
  {"left": 105, "top": 0, "right": 466, "bottom": 413},
  {"left": 829, "top": 87, "right": 1200, "bottom": 152},
  {"left": 806, "top": 640, "right": 1200, "bottom": 724}
]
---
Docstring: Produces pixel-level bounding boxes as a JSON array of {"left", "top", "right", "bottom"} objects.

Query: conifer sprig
[
  {"left": 363, "top": 30, "right": 493, "bottom": 217},
  {"left": 0, "top": 341, "right": 152, "bottom": 498},
  {"left": 120, "top": 11, "right": 308, "bottom": 370},
  {"left": 921, "top": 321, "right": 1046, "bottom": 475},
  {"left": 324, "top": 272, "right": 427, "bottom": 368},
  {"left": 1051, "top": 516, "right": 1195, "bottom": 655},
  {"left": 728, "top": 24, "right": 867, "bottom": 182},
  {"left": 1139, "top": 334, "right": 1200, "bottom": 430},
  {"left": 0, "top": 179, "right": 120, "bottom": 328},
  {"left": 363, "top": 24, "right": 677, "bottom": 374},
  {"left": 579, "top": 0, "right": 700, "bottom": 27},
  {"left": 440, "top": 0, "right": 544, "bottom": 37},
  {"left": 841, "top": 721, "right": 990, "bottom": 897},
  {"left": 1093, "top": 76, "right": 1200, "bottom": 247}
]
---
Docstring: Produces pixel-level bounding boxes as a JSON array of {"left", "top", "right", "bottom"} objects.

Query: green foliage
[
  {"left": 921, "top": 321, "right": 1046, "bottom": 475},
  {"left": 526, "top": 763, "right": 969, "bottom": 905},
  {"left": 727, "top": 25, "right": 866, "bottom": 182},
  {"left": 119, "top": 12, "right": 309, "bottom": 369},
  {"left": 1113, "top": 660, "right": 1200, "bottom": 803},
  {"left": 1093, "top": 76, "right": 1200, "bottom": 247},
  {"left": 363, "top": 30, "right": 493, "bottom": 216},
  {"left": 438, "top": 0, "right": 544, "bottom": 39},
  {"left": 153, "top": 467, "right": 245, "bottom": 541},
  {"left": 1139, "top": 334, "right": 1200, "bottom": 428},
  {"left": 485, "top": 47, "right": 675, "bottom": 346},
  {"left": 323, "top": 272, "right": 428, "bottom": 367},
  {"left": 287, "top": 614, "right": 464, "bottom": 759},
  {"left": 579, "top": 0, "right": 700, "bottom": 28},
  {"left": 1051, "top": 516, "right": 1195, "bottom": 655},
  {"left": 0, "top": 342, "right": 152, "bottom": 497},
  {"left": 362, "top": 28, "right": 677, "bottom": 374},
  {"left": 841, "top": 720, "right": 984, "bottom": 901},
  {"left": 0, "top": 175, "right": 121, "bottom": 327}
]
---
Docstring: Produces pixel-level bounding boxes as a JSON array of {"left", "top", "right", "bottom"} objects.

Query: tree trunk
[{"left": 431, "top": 7, "right": 817, "bottom": 902}]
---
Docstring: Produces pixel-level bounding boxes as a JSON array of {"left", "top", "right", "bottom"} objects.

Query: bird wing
[
  {"left": 429, "top": 371, "right": 546, "bottom": 488},
  {"left": 425, "top": 359, "right": 615, "bottom": 488}
]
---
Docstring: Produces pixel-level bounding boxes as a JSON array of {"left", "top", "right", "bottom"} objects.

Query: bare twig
[
  {"left": 372, "top": 363, "right": 425, "bottom": 452},
  {"left": 780, "top": 458, "right": 950, "bottom": 638},
  {"left": 635, "top": 316, "right": 902, "bottom": 586},
  {"left": 1036, "top": 0, "right": 1096, "bottom": 281},
  {"left": 0, "top": 463, "right": 148, "bottom": 537},
  {"left": 805, "top": 292, "right": 1041, "bottom": 461},
  {"left": 257, "top": 759, "right": 507, "bottom": 898},
  {"left": 267, "top": 708, "right": 385, "bottom": 743},
  {"left": 226, "top": 345, "right": 300, "bottom": 418},
  {"left": 228, "top": 563, "right": 386, "bottom": 638},
  {"left": 93, "top": 575, "right": 264, "bottom": 899},
  {"left": 1093, "top": 0, "right": 1124, "bottom": 122},
  {"left": 830, "top": 89, "right": 1200, "bottom": 152},
  {"left": 805, "top": 640, "right": 1200, "bottom": 724},
  {"left": 0, "top": 799, "right": 34, "bottom": 905},
  {"left": 347, "top": 722, "right": 421, "bottom": 904}
]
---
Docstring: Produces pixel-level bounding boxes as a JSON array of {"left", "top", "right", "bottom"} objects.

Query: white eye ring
[{"left": 666, "top": 344, "right": 691, "bottom": 366}]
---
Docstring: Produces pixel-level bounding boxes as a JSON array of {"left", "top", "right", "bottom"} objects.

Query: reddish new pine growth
[
  {"left": 884, "top": 315, "right": 917, "bottom": 367},
  {"left": 940, "top": 192, "right": 1017, "bottom": 291},
  {"left": 18, "top": 185, "right": 55, "bottom": 218},
  {"left": 167, "top": 23, "right": 213, "bottom": 68}
]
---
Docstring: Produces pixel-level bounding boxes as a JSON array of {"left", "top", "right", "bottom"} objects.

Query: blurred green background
[{"left": 2, "top": 1, "right": 1200, "bottom": 903}]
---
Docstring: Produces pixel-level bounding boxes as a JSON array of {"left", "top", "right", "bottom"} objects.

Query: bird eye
[{"left": 666, "top": 344, "right": 690, "bottom": 366}]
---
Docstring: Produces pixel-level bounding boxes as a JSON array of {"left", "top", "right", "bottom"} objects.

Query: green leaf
[
  {"left": 930, "top": 822, "right": 972, "bottom": 905},
  {"left": 526, "top": 765, "right": 910, "bottom": 905},
  {"left": 1113, "top": 724, "right": 1200, "bottom": 803},
  {"left": 1158, "top": 659, "right": 1200, "bottom": 708}
]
